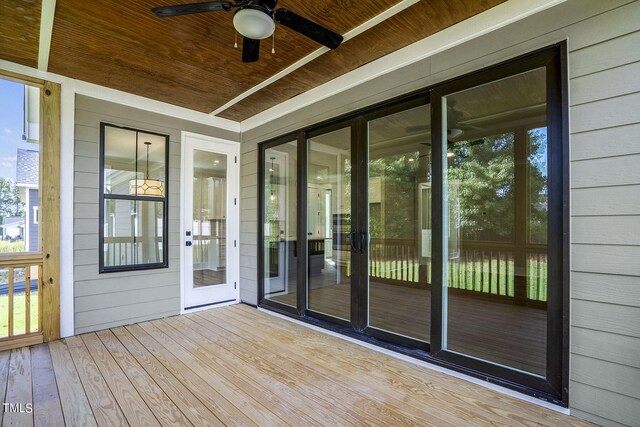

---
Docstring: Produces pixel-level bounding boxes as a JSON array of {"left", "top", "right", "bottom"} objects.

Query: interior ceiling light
[{"left": 130, "top": 141, "right": 164, "bottom": 197}]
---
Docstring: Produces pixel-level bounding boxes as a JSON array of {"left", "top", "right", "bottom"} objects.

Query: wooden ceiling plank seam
[
  {"left": 209, "top": 0, "right": 418, "bottom": 116},
  {"left": 38, "top": 0, "right": 57, "bottom": 71}
]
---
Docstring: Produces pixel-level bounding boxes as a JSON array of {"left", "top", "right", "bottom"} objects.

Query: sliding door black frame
[
  {"left": 257, "top": 42, "right": 569, "bottom": 406},
  {"left": 304, "top": 118, "right": 360, "bottom": 329},
  {"left": 258, "top": 132, "right": 302, "bottom": 317},
  {"left": 429, "top": 45, "right": 568, "bottom": 399}
]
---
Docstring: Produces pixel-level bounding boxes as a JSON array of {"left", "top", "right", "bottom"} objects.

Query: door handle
[
  {"left": 186, "top": 241, "right": 192, "bottom": 247},
  {"left": 360, "top": 230, "right": 367, "bottom": 254},
  {"left": 349, "top": 230, "right": 358, "bottom": 253}
]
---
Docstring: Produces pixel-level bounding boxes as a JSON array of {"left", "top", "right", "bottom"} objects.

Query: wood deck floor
[
  {"left": 0, "top": 304, "right": 589, "bottom": 426},
  {"left": 272, "top": 281, "right": 547, "bottom": 375}
]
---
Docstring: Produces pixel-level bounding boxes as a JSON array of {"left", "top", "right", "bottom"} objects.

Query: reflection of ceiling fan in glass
[{"left": 151, "top": 0, "right": 344, "bottom": 62}]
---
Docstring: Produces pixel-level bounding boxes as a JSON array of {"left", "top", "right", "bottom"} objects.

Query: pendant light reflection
[
  {"left": 269, "top": 157, "right": 276, "bottom": 202},
  {"left": 129, "top": 140, "right": 165, "bottom": 197}
]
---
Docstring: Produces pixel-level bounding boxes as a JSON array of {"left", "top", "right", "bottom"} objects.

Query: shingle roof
[{"left": 16, "top": 149, "right": 38, "bottom": 186}]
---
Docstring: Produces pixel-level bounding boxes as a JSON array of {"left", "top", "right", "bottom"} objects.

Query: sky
[{"left": 0, "top": 78, "right": 40, "bottom": 181}]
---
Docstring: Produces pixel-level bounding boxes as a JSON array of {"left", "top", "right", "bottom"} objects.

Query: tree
[{"left": 0, "top": 177, "right": 25, "bottom": 217}]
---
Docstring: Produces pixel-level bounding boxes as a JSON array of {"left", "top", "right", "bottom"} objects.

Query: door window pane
[
  {"left": 192, "top": 150, "right": 227, "bottom": 287},
  {"left": 368, "top": 104, "right": 431, "bottom": 342},
  {"left": 443, "top": 68, "right": 548, "bottom": 376},
  {"left": 263, "top": 142, "right": 297, "bottom": 306},
  {"left": 307, "top": 128, "right": 351, "bottom": 320}
]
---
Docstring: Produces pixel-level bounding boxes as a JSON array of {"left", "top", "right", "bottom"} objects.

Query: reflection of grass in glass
[
  {"left": 368, "top": 258, "right": 547, "bottom": 302},
  {"left": 0, "top": 292, "right": 39, "bottom": 338}
]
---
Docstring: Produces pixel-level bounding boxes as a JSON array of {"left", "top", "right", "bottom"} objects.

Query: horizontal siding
[
  {"left": 571, "top": 217, "right": 640, "bottom": 246},
  {"left": 570, "top": 123, "right": 640, "bottom": 161},
  {"left": 571, "top": 272, "right": 640, "bottom": 306},
  {"left": 571, "top": 327, "right": 640, "bottom": 369},
  {"left": 571, "top": 382, "right": 640, "bottom": 427},
  {"left": 74, "top": 95, "right": 239, "bottom": 333},
  {"left": 571, "top": 154, "right": 640, "bottom": 188},
  {"left": 572, "top": 300, "right": 640, "bottom": 338},
  {"left": 238, "top": 1, "right": 640, "bottom": 425},
  {"left": 239, "top": 139, "right": 259, "bottom": 305}
]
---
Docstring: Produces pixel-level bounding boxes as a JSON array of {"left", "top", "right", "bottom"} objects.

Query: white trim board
[
  {"left": 239, "top": 0, "right": 568, "bottom": 132},
  {"left": 258, "top": 306, "right": 572, "bottom": 415},
  {"left": 37, "top": 0, "right": 57, "bottom": 71},
  {"left": 210, "top": 0, "right": 420, "bottom": 116}
]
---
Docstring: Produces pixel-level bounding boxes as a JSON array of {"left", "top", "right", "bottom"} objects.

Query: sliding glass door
[
  {"left": 364, "top": 100, "right": 432, "bottom": 348},
  {"left": 259, "top": 44, "right": 567, "bottom": 403},
  {"left": 306, "top": 125, "right": 354, "bottom": 323}
]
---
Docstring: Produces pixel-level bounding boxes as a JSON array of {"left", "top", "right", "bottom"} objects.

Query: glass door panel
[
  {"left": 307, "top": 127, "right": 352, "bottom": 321},
  {"left": 367, "top": 104, "right": 431, "bottom": 343},
  {"left": 182, "top": 134, "right": 238, "bottom": 311},
  {"left": 263, "top": 142, "right": 298, "bottom": 307},
  {"left": 192, "top": 149, "right": 227, "bottom": 288},
  {"left": 442, "top": 68, "right": 548, "bottom": 376}
]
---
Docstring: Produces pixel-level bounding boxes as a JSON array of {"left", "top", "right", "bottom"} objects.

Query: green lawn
[{"left": 0, "top": 291, "right": 39, "bottom": 338}]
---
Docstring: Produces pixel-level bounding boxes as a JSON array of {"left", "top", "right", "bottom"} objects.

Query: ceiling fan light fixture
[{"left": 233, "top": 7, "right": 275, "bottom": 40}]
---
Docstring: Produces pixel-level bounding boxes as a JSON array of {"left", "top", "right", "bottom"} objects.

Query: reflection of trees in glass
[
  {"left": 369, "top": 154, "right": 419, "bottom": 239},
  {"left": 528, "top": 128, "right": 548, "bottom": 244},
  {"left": 448, "top": 129, "right": 548, "bottom": 243},
  {"left": 449, "top": 133, "right": 515, "bottom": 242}
]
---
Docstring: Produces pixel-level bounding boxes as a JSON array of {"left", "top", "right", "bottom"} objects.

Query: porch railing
[
  {"left": 0, "top": 253, "right": 44, "bottom": 350},
  {"left": 368, "top": 238, "right": 547, "bottom": 305},
  {"left": 104, "top": 236, "right": 164, "bottom": 266}
]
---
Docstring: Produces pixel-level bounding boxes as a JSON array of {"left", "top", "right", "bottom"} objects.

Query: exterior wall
[
  {"left": 74, "top": 95, "right": 239, "bottom": 334},
  {"left": 28, "top": 188, "right": 38, "bottom": 252},
  {"left": 239, "top": 0, "right": 640, "bottom": 425}
]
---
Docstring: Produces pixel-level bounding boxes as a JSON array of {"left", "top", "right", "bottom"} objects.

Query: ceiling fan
[{"left": 151, "top": 0, "right": 344, "bottom": 63}]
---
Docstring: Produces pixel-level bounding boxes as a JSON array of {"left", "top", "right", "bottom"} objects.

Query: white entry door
[{"left": 182, "top": 132, "right": 239, "bottom": 310}]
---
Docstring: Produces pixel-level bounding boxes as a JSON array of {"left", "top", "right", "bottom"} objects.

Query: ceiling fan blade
[
  {"left": 274, "top": 8, "right": 343, "bottom": 49},
  {"left": 151, "top": 1, "right": 234, "bottom": 17},
  {"left": 242, "top": 37, "right": 260, "bottom": 63}
]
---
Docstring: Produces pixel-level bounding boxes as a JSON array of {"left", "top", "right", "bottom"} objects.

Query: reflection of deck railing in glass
[
  {"left": 0, "top": 255, "right": 43, "bottom": 344},
  {"left": 369, "top": 238, "right": 547, "bottom": 304},
  {"left": 104, "top": 236, "right": 163, "bottom": 266},
  {"left": 192, "top": 236, "right": 225, "bottom": 269}
]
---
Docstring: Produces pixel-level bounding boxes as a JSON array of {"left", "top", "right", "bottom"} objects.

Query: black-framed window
[
  {"left": 258, "top": 43, "right": 568, "bottom": 405},
  {"left": 99, "top": 123, "right": 169, "bottom": 273}
]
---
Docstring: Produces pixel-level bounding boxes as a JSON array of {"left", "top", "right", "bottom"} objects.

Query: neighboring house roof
[{"left": 16, "top": 149, "right": 38, "bottom": 186}]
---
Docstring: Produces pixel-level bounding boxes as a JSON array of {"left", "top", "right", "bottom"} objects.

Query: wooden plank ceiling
[
  {"left": 1, "top": 0, "right": 507, "bottom": 122},
  {"left": 0, "top": 0, "right": 41, "bottom": 68}
]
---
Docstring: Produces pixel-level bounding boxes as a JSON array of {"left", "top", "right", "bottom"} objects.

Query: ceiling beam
[
  {"left": 38, "top": 0, "right": 57, "bottom": 71},
  {"left": 210, "top": 0, "right": 420, "bottom": 116}
]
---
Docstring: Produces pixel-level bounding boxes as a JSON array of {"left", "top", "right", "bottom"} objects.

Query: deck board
[
  {"left": 3, "top": 347, "right": 33, "bottom": 427},
  {"left": 31, "top": 344, "right": 64, "bottom": 427},
  {"left": 0, "top": 350, "right": 10, "bottom": 426},
  {"left": 0, "top": 304, "right": 591, "bottom": 426}
]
